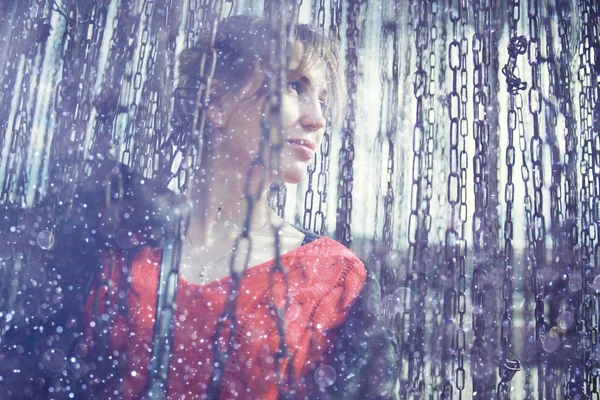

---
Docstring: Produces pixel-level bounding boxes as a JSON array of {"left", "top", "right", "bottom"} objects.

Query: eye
[
  {"left": 318, "top": 99, "right": 327, "bottom": 113},
  {"left": 287, "top": 81, "right": 303, "bottom": 95}
]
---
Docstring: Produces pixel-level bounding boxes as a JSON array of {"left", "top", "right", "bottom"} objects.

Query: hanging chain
[
  {"left": 335, "top": 0, "right": 359, "bottom": 247},
  {"left": 556, "top": 0, "right": 582, "bottom": 394},
  {"left": 146, "top": 1, "right": 227, "bottom": 398},
  {"left": 471, "top": 0, "right": 494, "bottom": 395},
  {"left": 579, "top": 1, "right": 600, "bottom": 399},
  {"left": 498, "top": 1, "right": 527, "bottom": 398},
  {"left": 422, "top": 0, "right": 439, "bottom": 397},
  {"left": 1, "top": 0, "right": 40, "bottom": 208},
  {"left": 399, "top": 0, "right": 427, "bottom": 396},
  {"left": 121, "top": 0, "right": 154, "bottom": 167},
  {"left": 526, "top": 0, "right": 552, "bottom": 398},
  {"left": 311, "top": 0, "right": 333, "bottom": 236},
  {"left": 442, "top": 0, "right": 460, "bottom": 397},
  {"left": 91, "top": 0, "right": 137, "bottom": 166},
  {"left": 451, "top": 1, "right": 469, "bottom": 397},
  {"left": 302, "top": 0, "right": 330, "bottom": 234},
  {"left": 383, "top": 2, "right": 399, "bottom": 253},
  {"left": 208, "top": 1, "right": 296, "bottom": 397}
]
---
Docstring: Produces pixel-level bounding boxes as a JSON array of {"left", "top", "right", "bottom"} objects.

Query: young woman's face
[{"left": 215, "top": 56, "right": 328, "bottom": 184}]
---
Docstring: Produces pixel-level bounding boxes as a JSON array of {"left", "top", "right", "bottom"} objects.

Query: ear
[{"left": 206, "top": 104, "right": 225, "bottom": 128}]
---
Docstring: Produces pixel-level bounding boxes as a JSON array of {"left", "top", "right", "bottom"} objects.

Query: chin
[{"left": 281, "top": 168, "right": 308, "bottom": 184}]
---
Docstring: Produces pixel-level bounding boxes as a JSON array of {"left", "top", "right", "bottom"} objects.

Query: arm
[{"left": 322, "top": 261, "right": 399, "bottom": 400}]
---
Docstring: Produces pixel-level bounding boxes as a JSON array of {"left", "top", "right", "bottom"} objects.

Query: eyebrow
[{"left": 294, "top": 75, "right": 328, "bottom": 99}]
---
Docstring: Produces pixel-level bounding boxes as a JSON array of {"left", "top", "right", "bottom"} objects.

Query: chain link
[
  {"left": 470, "top": 0, "right": 494, "bottom": 395},
  {"left": 398, "top": 1, "right": 428, "bottom": 397},
  {"left": 442, "top": 0, "right": 461, "bottom": 397},
  {"left": 498, "top": 1, "right": 526, "bottom": 398},
  {"left": 578, "top": 1, "right": 600, "bottom": 399},
  {"left": 335, "top": 0, "right": 360, "bottom": 247},
  {"left": 302, "top": 0, "right": 333, "bottom": 235}
]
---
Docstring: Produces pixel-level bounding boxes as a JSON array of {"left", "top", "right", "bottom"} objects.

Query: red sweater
[{"left": 84, "top": 236, "right": 366, "bottom": 399}]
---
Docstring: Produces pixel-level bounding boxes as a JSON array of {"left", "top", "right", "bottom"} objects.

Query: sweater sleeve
[{"left": 285, "top": 241, "right": 367, "bottom": 382}]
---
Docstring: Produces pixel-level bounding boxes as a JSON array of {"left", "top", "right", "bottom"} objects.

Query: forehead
[{"left": 288, "top": 46, "right": 328, "bottom": 90}]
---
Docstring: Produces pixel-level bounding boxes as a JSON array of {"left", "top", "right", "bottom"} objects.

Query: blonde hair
[{"left": 177, "top": 15, "right": 345, "bottom": 126}]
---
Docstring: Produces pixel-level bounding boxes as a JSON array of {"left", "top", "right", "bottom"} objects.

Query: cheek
[{"left": 280, "top": 96, "right": 300, "bottom": 127}]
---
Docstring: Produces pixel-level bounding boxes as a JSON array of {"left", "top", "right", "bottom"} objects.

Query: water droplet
[
  {"left": 541, "top": 331, "right": 561, "bottom": 353},
  {"left": 37, "top": 230, "right": 55, "bottom": 250},
  {"left": 381, "top": 287, "right": 413, "bottom": 324},
  {"left": 314, "top": 365, "right": 336, "bottom": 387},
  {"left": 24, "top": 261, "right": 46, "bottom": 288},
  {"left": 18, "top": 295, "right": 41, "bottom": 317},
  {"left": 568, "top": 273, "right": 582, "bottom": 292},
  {"left": 0, "top": 239, "right": 14, "bottom": 260},
  {"left": 42, "top": 348, "right": 67, "bottom": 374},
  {"left": 591, "top": 275, "right": 600, "bottom": 291},
  {"left": 277, "top": 300, "right": 301, "bottom": 323},
  {"left": 557, "top": 311, "right": 575, "bottom": 331},
  {"left": 74, "top": 343, "right": 88, "bottom": 358},
  {"left": 116, "top": 229, "right": 139, "bottom": 249},
  {"left": 365, "top": 293, "right": 381, "bottom": 316}
]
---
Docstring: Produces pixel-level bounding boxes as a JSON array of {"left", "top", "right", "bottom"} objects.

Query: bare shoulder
[{"left": 277, "top": 221, "right": 307, "bottom": 251}]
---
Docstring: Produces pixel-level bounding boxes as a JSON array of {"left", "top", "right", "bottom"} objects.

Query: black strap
[{"left": 295, "top": 225, "right": 322, "bottom": 245}]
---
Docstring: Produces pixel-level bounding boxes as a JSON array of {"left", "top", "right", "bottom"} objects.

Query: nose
[{"left": 300, "top": 94, "right": 326, "bottom": 132}]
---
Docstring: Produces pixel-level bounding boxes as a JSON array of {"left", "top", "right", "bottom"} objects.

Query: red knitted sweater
[{"left": 84, "top": 236, "right": 366, "bottom": 399}]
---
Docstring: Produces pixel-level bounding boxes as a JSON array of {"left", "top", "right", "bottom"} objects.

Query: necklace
[
  {"left": 184, "top": 212, "right": 275, "bottom": 285},
  {"left": 186, "top": 235, "right": 236, "bottom": 285}
]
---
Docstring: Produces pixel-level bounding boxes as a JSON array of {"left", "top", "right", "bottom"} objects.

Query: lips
[
  {"left": 286, "top": 139, "right": 316, "bottom": 150},
  {"left": 286, "top": 139, "right": 315, "bottom": 161}
]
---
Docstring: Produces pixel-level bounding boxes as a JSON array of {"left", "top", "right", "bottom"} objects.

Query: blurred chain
[
  {"left": 90, "top": 0, "right": 136, "bottom": 166},
  {"left": 1, "top": 0, "right": 40, "bottom": 207},
  {"left": 471, "top": 0, "right": 494, "bottom": 395},
  {"left": 0, "top": 0, "right": 39, "bottom": 334},
  {"left": 121, "top": 0, "right": 153, "bottom": 167},
  {"left": 399, "top": 0, "right": 428, "bottom": 397},
  {"left": 46, "top": 1, "right": 105, "bottom": 220},
  {"left": 441, "top": 0, "right": 462, "bottom": 398},
  {"left": 555, "top": 1, "right": 582, "bottom": 396},
  {"left": 373, "top": 0, "right": 398, "bottom": 305},
  {"left": 335, "top": 0, "right": 360, "bottom": 247},
  {"left": 455, "top": 2, "right": 469, "bottom": 397},
  {"left": 422, "top": 1, "right": 439, "bottom": 397},
  {"left": 302, "top": 0, "right": 331, "bottom": 234},
  {"left": 146, "top": 1, "right": 226, "bottom": 398},
  {"left": 526, "top": 0, "right": 551, "bottom": 398},
  {"left": 209, "top": 1, "right": 297, "bottom": 397},
  {"left": 498, "top": 1, "right": 526, "bottom": 398},
  {"left": 579, "top": 1, "right": 600, "bottom": 399}
]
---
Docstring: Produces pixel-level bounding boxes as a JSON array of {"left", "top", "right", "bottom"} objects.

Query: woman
[{"left": 1, "top": 16, "right": 397, "bottom": 400}]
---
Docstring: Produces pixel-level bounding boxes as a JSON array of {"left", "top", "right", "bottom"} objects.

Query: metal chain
[
  {"left": 208, "top": 1, "right": 296, "bottom": 397},
  {"left": 146, "top": 1, "right": 226, "bottom": 398},
  {"left": 334, "top": 0, "right": 359, "bottom": 247},
  {"left": 471, "top": 0, "right": 494, "bottom": 395},
  {"left": 525, "top": 0, "right": 551, "bottom": 398},
  {"left": 422, "top": 1, "right": 439, "bottom": 397},
  {"left": 441, "top": 0, "right": 462, "bottom": 398},
  {"left": 556, "top": 0, "right": 582, "bottom": 394},
  {"left": 579, "top": 1, "right": 600, "bottom": 399},
  {"left": 399, "top": 0, "right": 427, "bottom": 396},
  {"left": 302, "top": 0, "right": 331, "bottom": 234},
  {"left": 0, "top": 1, "right": 28, "bottom": 207},
  {"left": 455, "top": 2, "right": 469, "bottom": 397},
  {"left": 121, "top": 0, "right": 153, "bottom": 168},
  {"left": 90, "top": 0, "right": 136, "bottom": 166},
  {"left": 1, "top": 0, "right": 40, "bottom": 208},
  {"left": 498, "top": 1, "right": 527, "bottom": 398}
]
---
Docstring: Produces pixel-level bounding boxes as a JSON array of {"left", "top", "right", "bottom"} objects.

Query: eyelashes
[
  {"left": 287, "top": 80, "right": 304, "bottom": 95},
  {"left": 287, "top": 80, "right": 328, "bottom": 113}
]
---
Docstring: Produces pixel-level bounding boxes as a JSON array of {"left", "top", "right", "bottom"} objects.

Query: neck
[{"left": 187, "top": 156, "right": 275, "bottom": 245}]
